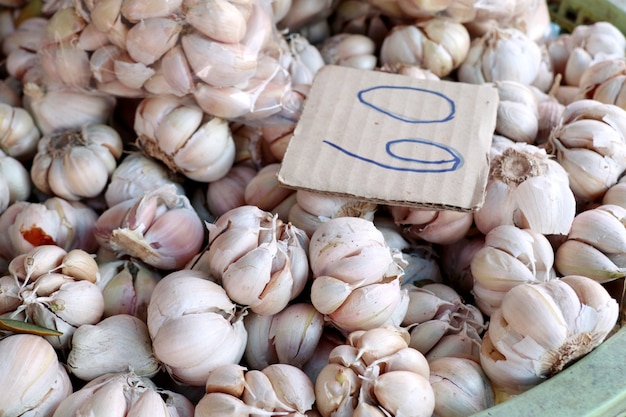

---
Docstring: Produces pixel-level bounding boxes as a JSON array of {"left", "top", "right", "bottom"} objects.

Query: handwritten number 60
[{"left": 323, "top": 85, "right": 464, "bottom": 173}]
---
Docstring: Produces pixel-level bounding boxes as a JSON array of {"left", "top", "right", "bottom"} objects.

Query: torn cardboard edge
[{"left": 278, "top": 65, "right": 499, "bottom": 212}]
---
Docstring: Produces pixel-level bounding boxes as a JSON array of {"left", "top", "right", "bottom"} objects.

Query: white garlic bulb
[
  {"left": 243, "top": 302, "right": 325, "bottom": 369},
  {"left": 388, "top": 206, "right": 474, "bottom": 246},
  {"left": 0, "top": 102, "right": 41, "bottom": 160},
  {"left": 555, "top": 204, "right": 626, "bottom": 283},
  {"left": 309, "top": 216, "right": 408, "bottom": 334},
  {"left": 67, "top": 314, "right": 160, "bottom": 381},
  {"left": 204, "top": 205, "right": 310, "bottom": 316},
  {"left": 31, "top": 123, "right": 123, "bottom": 201},
  {"left": 548, "top": 99, "right": 626, "bottom": 203},
  {"left": 0, "top": 245, "right": 103, "bottom": 349},
  {"left": 471, "top": 225, "right": 556, "bottom": 316},
  {"left": 0, "top": 334, "right": 72, "bottom": 416},
  {"left": 493, "top": 80, "right": 539, "bottom": 144},
  {"left": 480, "top": 276, "right": 618, "bottom": 395},
  {"left": 474, "top": 136, "right": 576, "bottom": 236},
  {"left": 146, "top": 269, "right": 247, "bottom": 386},
  {"left": 104, "top": 152, "right": 185, "bottom": 207},
  {"left": 0, "top": 149, "right": 30, "bottom": 214},
  {"left": 457, "top": 27, "right": 542, "bottom": 86},
  {"left": 320, "top": 33, "right": 378, "bottom": 70},
  {"left": 315, "top": 326, "right": 435, "bottom": 417},
  {"left": 288, "top": 189, "right": 378, "bottom": 237},
  {"left": 52, "top": 371, "right": 194, "bottom": 417},
  {"left": 95, "top": 184, "right": 204, "bottom": 270},
  {"left": 380, "top": 17, "right": 470, "bottom": 78}
]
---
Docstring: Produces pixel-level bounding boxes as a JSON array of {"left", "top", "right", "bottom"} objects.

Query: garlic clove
[
  {"left": 205, "top": 363, "right": 248, "bottom": 397},
  {"left": 271, "top": 303, "right": 325, "bottom": 367},
  {"left": 127, "top": 390, "right": 171, "bottom": 417},
  {"left": 310, "top": 275, "right": 353, "bottom": 315},
  {"left": 555, "top": 239, "right": 625, "bottom": 282},
  {"left": 314, "top": 363, "right": 360, "bottom": 417},
  {"left": 125, "top": 17, "right": 182, "bottom": 66},
  {"left": 373, "top": 370, "right": 435, "bottom": 417}
]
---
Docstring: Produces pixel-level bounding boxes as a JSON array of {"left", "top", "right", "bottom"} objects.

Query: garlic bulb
[
  {"left": 0, "top": 334, "right": 72, "bottom": 416},
  {"left": 404, "top": 283, "right": 485, "bottom": 362},
  {"left": 320, "top": 33, "right": 378, "bottom": 70},
  {"left": 206, "top": 163, "right": 257, "bottom": 217},
  {"left": 23, "top": 82, "right": 117, "bottom": 136},
  {"left": 105, "top": 152, "right": 185, "bottom": 207},
  {"left": 380, "top": 18, "right": 470, "bottom": 78},
  {"left": 244, "top": 163, "right": 295, "bottom": 213},
  {"left": 547, "top": 99, "right": 626, "bottom": 203},
  {"left": 134, "top": 95, "right": 236, "bottom": 182},
  {"left": 3, "top": 16, "right": 46, "bottom": 84},
  {"left": 146, "top": 269, "right": 247, "bottom": 386},
  {"left": 97, "top": 259, "right": 161, "bottom": 321},
  {"left": 529, "top": 85, "right": 565, "bottom": 145},
  {"left": 243, "top": 302, "right": 324, "bottom": 369},
  {"left": 288, "top": 189, "right": 378, "bottom": 237},
  {"left": 329, "top": 1, "right": 392, "bottom": 51},
  {"left": 281, "top": 33, "right": 324, "bottom": 88},
  {"left": 379, "top": 62, "right": 441, "bottom": 80},
  {"left": 0, "top": 149, "right": 30, "bottom": 214},
  {"left": 67, "top": 314, "right": 160, "bottom": 381},
  {"left": 471, "top": 224, "right": 556, "bottom": 315},
  {"left": 474, "top": 137, "right": 576, "bottom": 236},
  {"left": 0, "top": 101, "right": 41, "bottom": 160},
  {"left": 0, "top": 197, "right": 99, "bottom": 261},
  {"left": 555, "top": 204, "right": 626, "bottom": 283},
  {"left": 315, "top": 326, "right": 435, "bottom": 417},
  {"left": 480, "top": 276, "right": 618, "bottom": 394},
  {"left": 31, "top": 123, "right": 123, "bottom": 201},
  {"left": 309, "top": 216, "right": 408, "bottom": 334},
  {"left": 548, "top": 22, "right": 626, "bottom": 87},
  {"left": 52, "top": 371, "right": 195, "bottom": 417},
  {"left": 578, "top": 58, "right": 626, "bottom": 107},
  {"left": 493, "top": 80, "right": 539, "bottom": 144},
  {"left": 388, "top": 206, "right": 473, "bottom": 246},
  {"left": 95, "top": 184, "right": 204, "bottom": 270},
  {"left": 204, "top": 205, "right": 310, "bottom": 315},
  {"left": 457, "top": 27, "right": 542, "bottom": 86},
  {"left": 429, "top": 356, "right": 495, "bottom": 417},
  {"left": 0, "top": 245, "right": 103, "bottom": 349},
  {"left": 197, "top": 363, "right": 316, "bottom": 417}
]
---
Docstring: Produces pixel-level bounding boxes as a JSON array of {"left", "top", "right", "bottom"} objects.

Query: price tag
[{"left": 278, "top": 65, "right": 499, "bottom": 211}]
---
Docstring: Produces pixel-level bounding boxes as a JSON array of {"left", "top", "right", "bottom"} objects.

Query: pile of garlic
[{"left": 0, "top": 0, "right": 624, "bottom": 416}]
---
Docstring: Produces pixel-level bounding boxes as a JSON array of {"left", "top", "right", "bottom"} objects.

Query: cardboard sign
[{"left": 277, "top": 65, "right": 499, "bottom": 212}]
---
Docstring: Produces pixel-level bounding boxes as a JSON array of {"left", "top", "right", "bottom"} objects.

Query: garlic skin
[
  {"left": 196, "top": 363, "right": 316, "bottom": 417},
  {"left": 95, "top": 184, "right": 204, "bottom": 270},
  {"left": 204, "top": 205, "right": 310, "bottom": 316},
  {"left": 429, "top": 356, "right": 494, "bottom": 417},
  {"left": 146, "top": 269, "right": 247, "bottom": 386},
  {"left": 309, "top": 216, "right": 408, "bottom": 334},
  {"left": 320, "top": 33, "right": 377, "bottom": 70},
  {"left": 388, "top": 206, "right": 473, "bottom": 246},
  {"left": 315, "top": 326, "right": 435, "bottom": 417},
  {"left": 243, "top": 302, "right": 325, "bottom": 369},
  {"left": 471, "top": 225, "right": 556, "bottom": 316},
  {"left": 0, "top": 334, "right": 72, "bottom": 416},
  {"left": 474, "top": 137, "right": 576, "bottom": 236},
  {"left": 380, "top": 18, "right": 470, "bottom": 78},
  {"left": 31, "top": 123, "right": 123, "bottom": 201},
  {"left": 480, "top": 276, "right": 618, "bottom": 395},
  {"left": 96, "top": 259, "right": 161, "bottom": 322},
  {"left": 457, "top": 27, "right": 542, "bottom": 85},
  {"left": 0, "top": 245, "right": 104, "bottom": 349},
  {"left": 51, "top": 371, "right": 195, "bottom": 417},
  {"left": 578, "top": 58, "right": 626, "bottom": 107},
  {"left": 548, "top": 99, "right": 626, "bottom": 203},
  {"left": 105, "top": 152, "right": 185, "bottom": 207},
  {"left": 67, "top": 314, "right": 160, "bottom": 381},
  {"left": 548, "top": 22, "right": 626, "bottom": 87},
  {"left": 0, "top": 197, "right": 99, "bottom": 261},
  {"left": 134, "top": 95, "right": 236, "bottom": 182},
  {"left": 555, "top": 204, "right": 626, "bottom": 283},
  {"left": 0, "top": 102, "right": 41, "bottom": 160},
  {"left": 288, "top": 189, "right": 378, "bottom": 237}
]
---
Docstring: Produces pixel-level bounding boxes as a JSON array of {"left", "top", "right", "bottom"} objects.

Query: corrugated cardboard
[{"left": 277, "top": 65, "right": 499, "bottom": 212}]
